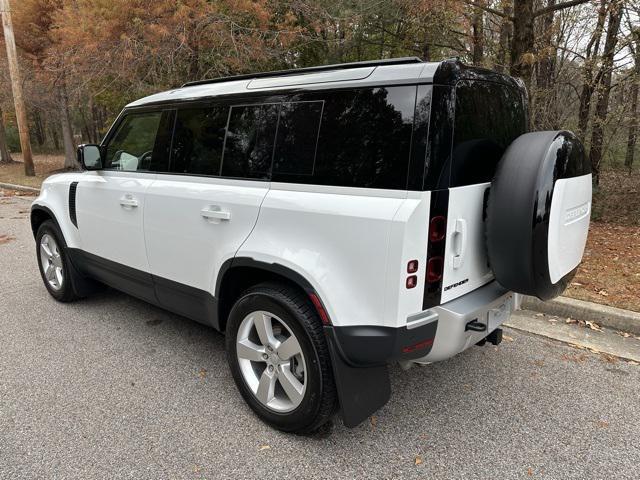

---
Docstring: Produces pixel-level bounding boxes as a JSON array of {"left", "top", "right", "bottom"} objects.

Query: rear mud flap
[{"left": 325, "top": 332, "right": 391, "bottom": 428}]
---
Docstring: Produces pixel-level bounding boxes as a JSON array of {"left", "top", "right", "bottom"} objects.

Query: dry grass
[
  {"left": 563, "top": 169, "right": 640, "bottom": 313},
  {"left": 565, "top": 222, "right": 640, "bottom": 312},
  {"left": 591, "top": 169, "right": 640, "bottom": 226},
  {"left": 0, "top": 154, "right": 68, "bottom": 189}
]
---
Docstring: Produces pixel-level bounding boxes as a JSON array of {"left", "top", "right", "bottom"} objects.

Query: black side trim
[
  {"left": 153, "top": 275, "right": 219, "bottom": 329},
  {"left": 68, "top": 182, "right": 78, "bottom": 228},
  {"left": 67, "top": 249, "right": 218, "bottom": 327},
  {"left": 68, "top": 249, "right": 157, "bottom": 305}
]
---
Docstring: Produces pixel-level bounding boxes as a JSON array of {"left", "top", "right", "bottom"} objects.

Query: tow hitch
[{"left": 476, "top": 327, "right": 503, "bottom": 347}]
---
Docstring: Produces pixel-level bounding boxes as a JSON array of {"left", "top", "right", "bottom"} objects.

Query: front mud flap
[{"left": 325, "top": 332, "right": 391, "bottom": 428}]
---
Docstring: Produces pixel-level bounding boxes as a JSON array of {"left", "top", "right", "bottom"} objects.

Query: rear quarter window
[
  {"left": 272, "top": 86, "right": 416, "bottom": 190},
  {"left": 451, "top": 80, "right": 527, "bottom": 187}
]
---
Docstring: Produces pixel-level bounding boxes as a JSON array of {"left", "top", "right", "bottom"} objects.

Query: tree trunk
[
  {"left": 50, "top": 122, "right": 60, "bottom": 151},
  {"left": 577, "top": 0, "right": 607, "bottom": 138},
  {"left": 589, "top": 0, "right": 623, "bottom": 185},
  {"left": 472, "top": 0, "right": 485, "bottom": 66},
  {"left": 422, "top": 41, "right": 431, "bottom": 62},
  {"left": 496, "top": 2, "right": 513, "bottom": 73},
  {"left": 1, "top": 0, "right": 35, "bottom": 175},
  {"left": 32, "top": 109, "right": 45, "bottom": 146},
  {"left": 510, "top": 0, "right": 535, "bottom": 87},
  {"left": 0, "top": 105, "right": 13, "bottom": 164},
  {"left": 625, "top": 78, "right": 639, "bottom": 170},
  {"left": 536, "top": 0, "right": 556, "bottom": 91},
  {"left": 58, "top": 85, "right": 77, "bottom": 169}
]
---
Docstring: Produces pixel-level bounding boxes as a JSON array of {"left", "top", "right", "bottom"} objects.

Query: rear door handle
[
  {"left": 201, "top": 206, "right": 231, "bottom": 221},
  {"left": 452, "top": 218, "right": 467, "bottom": 269},
  {"left": 119, "top": 194, "right": 139, "bottom": 208}
]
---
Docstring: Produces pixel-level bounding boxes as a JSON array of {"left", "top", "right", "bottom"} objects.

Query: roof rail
[{"left": 181, "top": 57, "right": 424, "bottom": 88}]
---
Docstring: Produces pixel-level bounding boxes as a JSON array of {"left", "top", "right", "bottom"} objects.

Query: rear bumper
[
  {"left": 324, "top": 280, "right": 514, "bottom": 428},
  {"left": 412, "top": 281, "right": 516, "bottom": 363},
  {"left": 326, "top": 280, "right": 514, "bottom": 368}
]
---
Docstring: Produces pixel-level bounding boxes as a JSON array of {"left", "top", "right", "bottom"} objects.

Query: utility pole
[{"left": 0, "top": 0, "right": 35, "bottom": 176}]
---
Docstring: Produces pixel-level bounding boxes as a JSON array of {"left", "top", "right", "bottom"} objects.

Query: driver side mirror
[{"left": 77, "top": 144, "right": 103, "bottom": 170}]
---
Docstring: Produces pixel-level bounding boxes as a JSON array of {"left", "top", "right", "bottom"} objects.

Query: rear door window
[
  {"left": 170, "top": 106, "right": 229, "bottom": 175},
  {"left": 272, "top": 101, "right": 323, "bottom": 176},
  {"left": 221, "top": 103, "right": 279, "bottom": 179},
  {"left": 451, "top": 80, "right": 527, "bottom": 187}
]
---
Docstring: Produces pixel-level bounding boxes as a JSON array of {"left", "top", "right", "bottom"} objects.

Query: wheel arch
[
  {"left": 30, "top": 205, "right": 62, "bottom": 239},
  {"left": 215, "top": 257, "right": 331, "bottom": 334}
]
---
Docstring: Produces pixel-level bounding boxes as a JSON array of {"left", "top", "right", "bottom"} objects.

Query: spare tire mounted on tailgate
[{"left": 486, "top": 130, "right": 592, "bottom": 301}]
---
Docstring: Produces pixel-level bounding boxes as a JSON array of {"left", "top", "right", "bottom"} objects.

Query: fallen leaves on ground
[
  {"left": 561, "top": 353, "right": 589, "bottom": 363},
  {"left": 198, "top": 368, "right": 207, "bottom": 379},
  {"left": 0, "top": 234, "right": 15, "bottom": 245},
  {"left": 370, "top": 415, "right": 377, "bottom": 427},
  {"left": 585, "top": 321, "right": 603, "bottom": 332},
  {"left": 600, "top": 354, "right": 618, "bottom": 364},
  {"left": 414, "top": 456, "right": 423, "bottom": 466},
  {"left": 563, "top": 170, "right": 640, "bottom": 312}
]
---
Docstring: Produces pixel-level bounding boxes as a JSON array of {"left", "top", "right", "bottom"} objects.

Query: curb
[
  {"left": 0, "top": 182, "right": 40, "bottom": 193},
  {"left": 523, "top": 295, "right": 640, "bottom": 336}
]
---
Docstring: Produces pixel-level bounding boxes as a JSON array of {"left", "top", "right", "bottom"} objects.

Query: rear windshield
[{"left": 451, "top": 80, "right": 527, "bottom": 187}]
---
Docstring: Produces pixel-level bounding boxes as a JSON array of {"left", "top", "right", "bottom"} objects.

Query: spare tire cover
[{"left": 486, "top": 131, "right": 591, "bottom": 301}]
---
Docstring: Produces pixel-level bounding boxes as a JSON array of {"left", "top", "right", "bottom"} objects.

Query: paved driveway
[{"left": 1, "top": 195, "right": 639, "bottom": 479}]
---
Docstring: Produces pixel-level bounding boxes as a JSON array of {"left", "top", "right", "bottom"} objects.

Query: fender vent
[{"left": 69, "top": 182, "right": 78, "bottom": 228}]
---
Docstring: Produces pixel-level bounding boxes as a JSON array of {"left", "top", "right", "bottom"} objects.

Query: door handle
[
  {"left": 119, "top": 194, "right": 139, "bottom": 208},
  {"left": 452, "top": 218, "right": 467, "bottom": 269},
  {"left": 201, "top": 206, "right": 231, "bottom": 221}
]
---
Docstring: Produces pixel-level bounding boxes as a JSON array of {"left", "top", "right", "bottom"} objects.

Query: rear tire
[
  {"left": 225, "top": 282, "right": 337, "bottom": 433},
  {"left": 36, "top": 220, "right": 83, "bottom": 302}
]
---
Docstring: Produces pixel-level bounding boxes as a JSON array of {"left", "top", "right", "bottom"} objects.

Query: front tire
[
  {"left": 225, "top": 282, "right": 337, "bottom": 433},
  {"left": 35, "top": 220, "right": 81, "bottom": 302}
]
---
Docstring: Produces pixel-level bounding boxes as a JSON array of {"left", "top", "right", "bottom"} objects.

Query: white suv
[{"left": 31, "top": 58, "right": 592, "bottom": 433}]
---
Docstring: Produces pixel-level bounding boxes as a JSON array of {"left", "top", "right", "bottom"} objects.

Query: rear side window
[
  {"left": 221, "top": 104, "right": 279, "bottom": 179},
  {"left": 451, "top": 80, "right": 526, "bottom": 187},
  {"left": 271, "top": 87, "right": 415, "bottom": 189},
  {"left": 170, "top": 106, "right": 228, "bottom": 175},
  {"left": 314, "top": 86, "right": 415, "bottom": 189}
]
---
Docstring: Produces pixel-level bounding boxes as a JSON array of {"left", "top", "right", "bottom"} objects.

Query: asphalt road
[{"left": 1, "top": 194, "right": 639, "bottom": 479}]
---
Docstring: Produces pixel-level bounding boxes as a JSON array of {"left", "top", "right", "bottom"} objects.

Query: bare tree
[
  {"left": 589, "top": 0, "right": 624, "bottom": 185},
  {"left": 625, "top": 26, "right": 640, "bottom": 170},
  {"left": 0, "top": 105, "right": 12, "bottom": 163}
]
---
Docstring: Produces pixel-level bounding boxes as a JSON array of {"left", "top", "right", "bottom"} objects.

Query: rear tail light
[
  {"left": 406, "top": 275, "right": 418, "bottom": 289},
  {"left": 427, "top": 256, "right": 444, "bottom": 283},
  {"left": 429, "top": 215, "right": 446, "bottom": 243}
]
